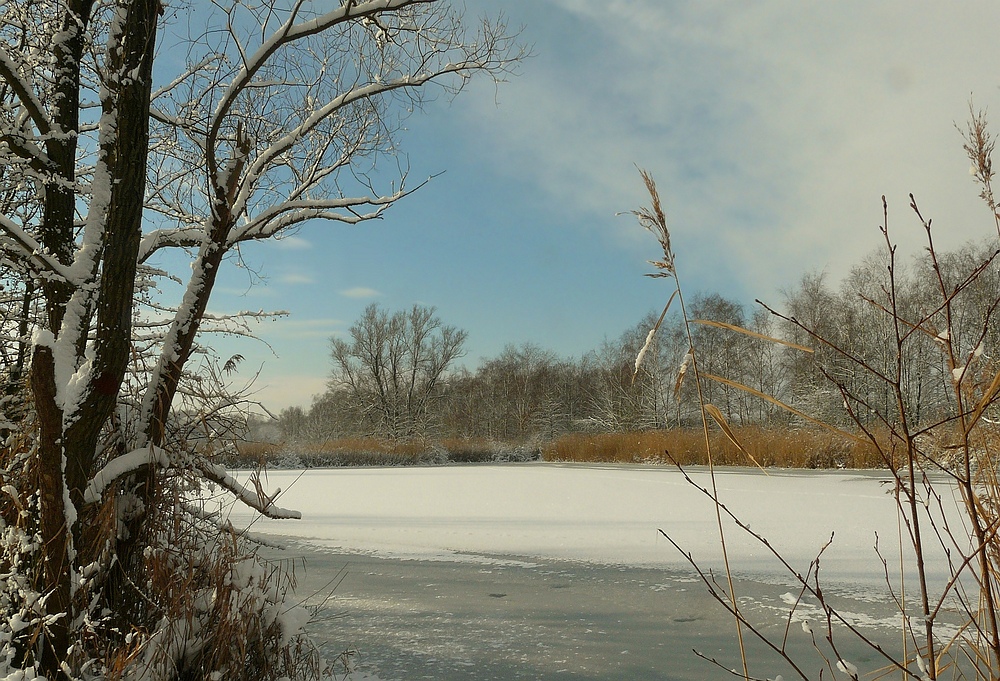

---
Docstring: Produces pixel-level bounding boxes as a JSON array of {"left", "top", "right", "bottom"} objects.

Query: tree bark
[
  {"left": 30, "top": 1, "right": 159, "bottom": 674},
  {"left": 32, "top": 2, "right": 94, "bottom": 676},
  {"left": 32, "top": 346, "right": 71, "bottom": 677},
  {"left": 64, "top": 0, "right": 159, "bottom": 508}
]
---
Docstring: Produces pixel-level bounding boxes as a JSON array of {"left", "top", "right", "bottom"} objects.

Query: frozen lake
[
  {"left": 224, "top": 463, "right": 963, "bottom": 680},
  {"left": 272, "top": 543, "right": 903, "bottom": 681}
]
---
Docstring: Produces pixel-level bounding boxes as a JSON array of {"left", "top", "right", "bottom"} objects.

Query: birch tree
[{"left": 0, "top": 0, "right": 520, "bottom": 676}]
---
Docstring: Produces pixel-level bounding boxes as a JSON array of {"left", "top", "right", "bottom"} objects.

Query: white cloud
[
  {"left": 453, "top": 1, "right": 1000, "bottom": 299},
  {"left": 272, "top": 235, "right": 312, "bottom": 250},
  {"left": 340, "top": 286, "right": 381, "bottom": 299},
  {"left": 279, "top": 273, "right": 315, "bottom": 285}
]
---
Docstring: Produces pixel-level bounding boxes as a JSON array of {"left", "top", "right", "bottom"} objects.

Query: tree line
[{"left": 274, "top": 235, "right": 1000, "bottom": 443}]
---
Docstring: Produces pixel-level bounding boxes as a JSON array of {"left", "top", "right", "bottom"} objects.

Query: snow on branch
[
  {"left": 182, "top": 501, "right": 287, "bottom": 549},
  {"left": 0, "top": 44, "right": 52, "bottom": 136},
  {"left": 204, "top": 1, "right": 447, "bottom": 194},
  {"left": 84, "top": 448, "right": 301, "bottom": 520},
  {"left": 230, "top": 76, "right": 440, "bottom": 219},
  {"left": 0, "top": 214, "right": 76, "bottom": 282},
  {"left": 148, "top": 106, "right": 209, "bottom": 140},
  {"left": 196, "top": 463, "right": 302, "bottom": 520},
  {"left": 84, "top": 447, "right": 170, "bottom": 504},
  {"left": 211, "top": 0, "right": 428, "bottom": 137},
  {"left": 1, "top": 129, "right": 52, "bottom": 173},
  {"left": 200, "top": 308, "right": 289, "bottom": 322},
  {"left": 227, "top": 188, "right": 414, "bottom": 244},
  {"left": 189, "top": 308, "right": 290, "bottom": 343},
  {"left": 138, "top": 226, "right": 207, "bottom": 263}
]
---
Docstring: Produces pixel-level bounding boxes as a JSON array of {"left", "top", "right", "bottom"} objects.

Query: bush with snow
[{"left": 0, "top": 421, "right": 336, "bottom": 681}]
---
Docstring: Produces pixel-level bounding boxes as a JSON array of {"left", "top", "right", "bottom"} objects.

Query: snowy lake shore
[{"left": 224, "top": 463, "right": 963, "bottom": 680}]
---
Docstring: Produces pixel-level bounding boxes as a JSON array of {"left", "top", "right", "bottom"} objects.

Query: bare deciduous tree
[
  {"left": 330, "top": 303, "right": 468, "bottom": 438},
  {"left": 580, "top": 312, "right": 676, "bottom": 431},
  {"left": 0, "top": 0, "right": 521, "bottom": 675}
]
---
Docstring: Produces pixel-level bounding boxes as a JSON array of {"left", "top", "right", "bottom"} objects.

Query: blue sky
[{"left": 199, "top": 1, "right": 1000, "bottom": 412}]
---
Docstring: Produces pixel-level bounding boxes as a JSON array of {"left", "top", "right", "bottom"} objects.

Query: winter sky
[{"left": 202, "top": 1, "right": 1000, "bottom": 412}]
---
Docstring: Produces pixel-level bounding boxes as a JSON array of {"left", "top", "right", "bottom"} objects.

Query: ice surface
[
  {"left": 218, "top": 463, "right": 973, "bottom": 681},
  {"left": 224, "top": 463, "right": 961, "bottom": 589}
]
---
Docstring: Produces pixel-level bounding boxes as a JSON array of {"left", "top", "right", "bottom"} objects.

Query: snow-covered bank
[{"left": 225, "top": 463, "right": 961, "bottom": 588}]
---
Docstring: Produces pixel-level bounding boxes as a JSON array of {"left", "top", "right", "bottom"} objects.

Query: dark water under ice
[{"left": 271, "top": 542, "right": 906, "bottom": 681}]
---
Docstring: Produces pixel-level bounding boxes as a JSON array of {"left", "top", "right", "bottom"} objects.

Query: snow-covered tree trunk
[
  {"left": 23, "top": 1, "right": 160, "bottom": 674},
  {"left": 0, "top": 1, "right": 520, "bottom": 675}
]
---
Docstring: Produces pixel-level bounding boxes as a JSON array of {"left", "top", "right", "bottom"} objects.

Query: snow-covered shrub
[
  {"left": 0, "top": 430, "right": 45, "bottom": 677},
  {"left": 489, "top": 443, "right": 542, "bottom": 463},
  {"left": 0, "top": 410, "right": 331, "bottom": 681},
  {"left": 102, "top": 478, "right": 323, "bottom": 681}
]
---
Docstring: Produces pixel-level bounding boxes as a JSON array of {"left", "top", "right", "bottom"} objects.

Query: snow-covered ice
[
  {"left": 226, "top": 463, "right": 960, "bottom": 588},
  {"left": 219, "top": 463, "right": 967, "bottom": 681}
]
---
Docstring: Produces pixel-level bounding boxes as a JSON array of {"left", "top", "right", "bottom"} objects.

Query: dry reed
[
  {"left": 236, "top": 430, "right": 896, "bottom": 470},
  {"left": 543, "top": 427, "right": 890, "bottom": 469},
  {"left": 624, "top": 116, "right": 1000, "bottom": 679}
]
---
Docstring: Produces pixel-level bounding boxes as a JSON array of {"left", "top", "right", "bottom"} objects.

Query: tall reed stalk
[
  {"left": 633, "top": 108, "right": 1000, "bottom": 680},
  {"left": 631, "top": 168, "right": 750, "bottom": 678}
]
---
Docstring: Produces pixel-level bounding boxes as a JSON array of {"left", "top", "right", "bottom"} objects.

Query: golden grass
[
  {"left": 542, "top": 427, "right": 894, "bottom": 469},
  {"left": 234, "top": 429, "right": 909, "bottom": 469}
]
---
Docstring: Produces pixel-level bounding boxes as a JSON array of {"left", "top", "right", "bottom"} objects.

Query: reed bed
[
  {"left": 231, "top": 429, "right": 908, "bottom": 470},
  {"left": 624, "top": 146, "right": 1000, "bottom": 679},
  {"left": 542, "top": 427, "right": 892, "bottom": 469}
]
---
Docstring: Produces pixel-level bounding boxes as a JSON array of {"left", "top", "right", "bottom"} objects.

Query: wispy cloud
[
  {"left": 272, "top": 235, "right": 312, "bottom": 250},
  {"left": 455, "top": 0, "right": 1000, "bottom": 299},
  {"left": 340, "top": 286, "right": 381, "bottom": 299},
  {"left": 279, "top": 273, "right": 315, "bottom": 285}
]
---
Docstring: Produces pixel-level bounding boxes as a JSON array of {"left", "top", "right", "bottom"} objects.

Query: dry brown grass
[
  {"left": 233, "top": 437, "right": 540, "bottom": 467},
  {"left": 234, "top": 440, "right": 283, "bottom": 462},
  {"left": 542, "top": 427, "right": 895, "bottom": 469},
  {"left": 235, "top": 431, "right": 904, "bottom": 469},
  {"left": 234, "top": 438, "right": 430, "bottom": 467},
  {"left": 101, "top": 473, "right": 326, "bottom": 681}
]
